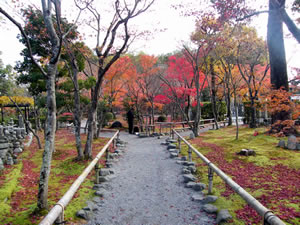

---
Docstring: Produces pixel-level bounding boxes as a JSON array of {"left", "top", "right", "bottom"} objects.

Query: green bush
[
  {"left": 192, "top": 101, "right": 226, "bottom": 120},
  {"left": 104, "top": 112, "right": 114, "bottom": 122}
]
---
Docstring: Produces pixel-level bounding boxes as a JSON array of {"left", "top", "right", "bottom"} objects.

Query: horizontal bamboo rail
[
  {"left": 39, "top": 130, "right": 120, "bottom": 225},
  {"left": 173, "top": 129, "right": 286, "bottom": 225}
]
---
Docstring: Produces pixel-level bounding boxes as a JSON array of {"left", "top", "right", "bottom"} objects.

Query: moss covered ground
[
  {"left": 0, "top": 129, "right": 109, "bottom": 224},
  {"left": 179, "top": 126, "right": 300, "bottom": 225}
]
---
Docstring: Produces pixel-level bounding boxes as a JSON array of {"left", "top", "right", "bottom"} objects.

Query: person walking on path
[{"left": 127, "top": 108, "right": 134, "bottom": 134}]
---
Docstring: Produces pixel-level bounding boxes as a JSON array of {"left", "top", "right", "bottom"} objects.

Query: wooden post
[
  {"left": 169, "top": 124, "right": 171, "bottom": 137},
  {"left": 160, "top": 124, "right": 162, "bottom": 135},
  {"left": 188, "top": 146, "right": 192, "bottom": 162},
  {"left": 113, "top": 138, "right": 116, "bottom": 149},
  {"left": 208, "top": 166, "right": 214, "bottom": 194},
  {"left": 178, "top": 138, "right": 181, "bottom": 153}
]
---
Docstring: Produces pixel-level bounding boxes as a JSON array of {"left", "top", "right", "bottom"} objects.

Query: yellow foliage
[{"left": 0, "top": 96, "right": 34, "bottom": 106}]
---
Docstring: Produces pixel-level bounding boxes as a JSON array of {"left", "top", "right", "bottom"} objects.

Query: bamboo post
[
  {"left": 105, "top": 148, "right": 109, "bottom": 168},
  {"left": 208, "top": 166, "right": 214, "bottom": 194},
  {"left": 54, "top": 209, "right": 64, "bottom": 225},
  {"left": 95, "top": 163, "right": 100, "bottom": 184},
  {"left": 188, "top": 146, "right": 192, "bottom": 162}
]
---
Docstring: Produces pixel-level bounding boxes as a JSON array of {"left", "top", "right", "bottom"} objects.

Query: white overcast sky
[{"left": 0, "top": 0, "right": 299, "bottom": 77}]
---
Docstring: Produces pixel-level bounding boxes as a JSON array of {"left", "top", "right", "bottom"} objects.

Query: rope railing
[
  {"left": 172, "top": 129, "right": 285, "bottom": 225},
  {"left": 39, "top": 130, "right": 120, "bottom": 225}
]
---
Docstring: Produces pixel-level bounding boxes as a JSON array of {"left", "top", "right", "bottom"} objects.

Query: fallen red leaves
[
  {"left": 191, "top": 138, "right": 300, "bottom": 224},
  {"left": 3, "top": 128, "right": 108, "bottom": 224}
]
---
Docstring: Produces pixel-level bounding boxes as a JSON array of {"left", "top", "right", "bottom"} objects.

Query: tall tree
[
  {"left": 0, "top": 0, "right": 83, "bottom": 210},
  {"left": 81, "top": 0, "right": 154, "bottom": 159}
]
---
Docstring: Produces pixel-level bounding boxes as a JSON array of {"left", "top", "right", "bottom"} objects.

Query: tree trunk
[
  {"left": 268, "top": 0, "right": 289, "bottom": 123},
  {"left": 193, "top": 70, "right": 201, "bottom": 137},
  {"left": 210, "top": 61, "right": 219, "bottom": 129},
  {"left": 72, "top": 67, "right": 83, "bottom": 160},
  {"left": 225, "top": 74, "right": 232, "bottom": 126},
  {"left": 234, "top": 92, "right": 239, "bottom": 140},
  {"left": 249, "top": 98, "right": 257, "bottom": 128},
  {"left": 84, "top": 76, "right": 103, "bottom": 159},
  {"left": 37, "top": 64, "right": 57, "bottom": 210}
]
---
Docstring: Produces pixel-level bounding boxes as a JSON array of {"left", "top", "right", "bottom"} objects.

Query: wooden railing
[
  {"left": 39, "top": 130, "right": 120, "bottom": 225},
  {"left": 172, "top": 129, "right": 285, "bottom": 225}
]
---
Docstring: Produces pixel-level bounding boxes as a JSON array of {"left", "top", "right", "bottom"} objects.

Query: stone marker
[{"left": 216, "top": 209, "right": 232, "bottom": 224}]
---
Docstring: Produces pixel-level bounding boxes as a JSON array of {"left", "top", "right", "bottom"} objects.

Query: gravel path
[{"left": 87, "top": 131, "right": 216, "bottom": 225}]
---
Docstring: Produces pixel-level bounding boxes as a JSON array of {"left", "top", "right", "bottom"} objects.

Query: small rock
[
  {"left": 83, "top": 201, "right": 97, "bottom": 211},
  {"left": 183, "top": 174, "right": 196, "bottom": 183},
  {"left": 76, "top": 210, "right": 89, "bottom": 220},
  {"left": 157, "top": 136, "right": 161, "bottom": 139},
  {"left": 176, "top": 160, "right": 185, "bottom": 165},
  {"left": 0, "top": 158, "right": 4, "bottom": 170},
  {"left": 287, "top": 135, "right": 297, "bottom": 150},
  {"left": 188, "top": 165, "right": 197, "bottom": 174},
  {"left": 193, "top": 183, "right": 206, "bottom": 191},
  {"left": 185, "top": 182, "right": 196, "bottom": 188},
  {"left": 6, "top": 156, "right": 14, "bottom": 165},
  {"left": 95, "top": 188, "right": 107, "bottom": 197},
  {"left": 170, "top": 153, "right": 178, "bottom": 158},
  {"left": 182, "top": 168, "right": 191, "bottom": 174},
  {"left": 168, "top": 139, "right": 177, "bottom": 143},
  {"left": 99, "top": 168, "right": 111, "bottom": 176},
  {"left": 191, "top": 194, "right": 204, "bottom": 202},
  {"left": 201, "top": 195, "right": 218, "bottom": 204},
  {"left": 92, "top": 197, "right": 102, "bottom": 202},
  {"left": 297, "top": 143, "right": 300, "bottom": 151},
  {"left": 190, "top": 133, "right": 195, "bottom": 139},
  {"left": 181, "top": 156, "right": 187, "bottom": 161},
  {"left": 216, "top": 209, "right": 232, "bottom": 224},
  {"left": 277, "top": 140, "right": 285, "bottom": 148},
  {"left": 203, "top": 204, "right": 218, "bottom": 214},
  {"left": 167, "top": 144, "right": 176, "bottom": 149},
  {"left": 13, "top": 148, "right": 22, "bottom": 153}
]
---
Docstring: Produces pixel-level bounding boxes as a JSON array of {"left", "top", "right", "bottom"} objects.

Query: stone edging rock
[{"left": 162, "top": 136, "right": 232, "bottom": 224}]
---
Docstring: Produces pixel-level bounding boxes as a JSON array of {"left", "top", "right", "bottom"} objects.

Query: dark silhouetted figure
[{"left": 127, "top": 109, "right": 134, "bottom": 134}]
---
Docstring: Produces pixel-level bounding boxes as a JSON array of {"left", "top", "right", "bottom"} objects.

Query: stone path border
[{"left": 79, "top": 131, "right": 216, "bottom": 225}]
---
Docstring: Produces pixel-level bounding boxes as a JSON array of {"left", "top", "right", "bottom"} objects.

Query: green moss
[
  {"left": 64, "top": 179, "right": 95, "bottom": 221},
  {"left": 178, "top": 126, "right": 300, "bottom": 224},
  {"left": 0, "top": 163, "right": 23, "bottom": 218}
]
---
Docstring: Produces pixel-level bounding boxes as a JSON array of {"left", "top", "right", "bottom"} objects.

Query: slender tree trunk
[
  {"left": 210, "top": 61, "right": 219, "bottom": 129},
  {"left": 225, "top": 73, "right": 232, "bottom": 126},
  {"left": 234, "top": 91, "right": 239, "bottom": 140},
  {"left": 37, "top": 64, "right": 57, "bottom": 210},
  {"left": 84, "top": 77, "right": 103, "bottom": 159},
  {"left": 249, "top": 98, "right": 257, "bottom": 128},
  {"left": 72, "top": 67, "right": 83, "bottom": 160},
  {"left": 193, "top": 70, "right": 201, "bottom": 137}
]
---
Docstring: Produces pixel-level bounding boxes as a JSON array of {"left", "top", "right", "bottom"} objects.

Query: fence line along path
[{"left": 86, "top": 131, "right": 215, "bottom": 225}]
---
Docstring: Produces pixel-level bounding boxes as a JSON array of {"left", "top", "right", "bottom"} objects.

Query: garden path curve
[{"left": 86, "top": 130, "right": 215, "bottom": 225}]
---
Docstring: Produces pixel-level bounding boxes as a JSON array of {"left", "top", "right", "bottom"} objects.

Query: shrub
[{"left": 157, "top": 115, "right": 166, "bottom": 122}]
